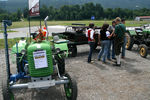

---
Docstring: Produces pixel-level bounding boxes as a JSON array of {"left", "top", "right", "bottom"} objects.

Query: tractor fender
[{"left": 11, "top": 40, "right": 27, "bottom": 54}]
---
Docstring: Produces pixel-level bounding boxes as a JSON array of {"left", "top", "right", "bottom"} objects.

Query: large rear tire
[
  {"left": 0, "top": 64, "right": 14, "bottom": 100},
  {"left": 126, "top": 32, "right": 134, "bottom": 50},
  {"left": 64, "top": 73, "right": 77, "bottom": 100},
  {"left": 139, "top": 44, "right": 148, "bottom": 58}
]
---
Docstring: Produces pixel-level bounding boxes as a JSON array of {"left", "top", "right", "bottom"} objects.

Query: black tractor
[{"left": 53, "top": 23, "right": 100, "bottom": 57}]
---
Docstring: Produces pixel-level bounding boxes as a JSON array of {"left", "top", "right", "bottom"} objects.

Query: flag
[
  {"left": 42, "top": 26, "right": 47, "bottom": 37},
  {"left": 29, "top": 0, "right": 40, "bottom": 17}
]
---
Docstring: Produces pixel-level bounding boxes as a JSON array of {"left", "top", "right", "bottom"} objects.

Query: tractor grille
[{"left": 28, "top": 54, "right": 53, "bottom": 77}]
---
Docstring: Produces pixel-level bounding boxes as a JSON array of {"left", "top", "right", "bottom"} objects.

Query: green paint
[
  {"left": 54, "top": 40, "right": 69, "bottom": 57},
  {"left": 10, "top": 92, "right": 15, "bottom": 100},
  {"left": 129, "top": 30, "right": 137, "bottom": 35},
  {"left": 65, "top": 85, "right": 72, "bottom": 97},
  {"left": 27, "top": 40, "right": 53, "bottom": 77},
  {"left": 143, "top": 29, "right": 150, "bottom": 34}
]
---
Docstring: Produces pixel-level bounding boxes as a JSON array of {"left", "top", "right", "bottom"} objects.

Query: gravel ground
[{"left": 0, "top": 45, "right": 150, "bottom": 100}]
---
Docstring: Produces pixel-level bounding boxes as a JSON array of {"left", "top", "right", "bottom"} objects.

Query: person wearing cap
[
  {"left": 121, "top": 19, "right": 126, "bottom": 59},
  {"left": 107, "top": 20, "right": 116, "bottom": 60},
  {"left": 86, "top": 23, "right": 95, "bottom": 63},
  {"left": 114, "top": 17, "right": 126, "bottom": 66}
]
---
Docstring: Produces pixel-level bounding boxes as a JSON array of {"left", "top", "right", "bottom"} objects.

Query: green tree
[
  {"left": 17, "top": 9, "right": 22, "bottom": 20},
  {"left": 23, "top": 8, "right": 28, "bottom": 18},
  {"left": 40, "top": 5, "right": 49, "bottom": 19}
]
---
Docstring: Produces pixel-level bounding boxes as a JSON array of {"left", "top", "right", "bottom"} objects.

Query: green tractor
[
  {"left": 1, "top": 17, "right": 77, "bottom": 100},
  {"left": 126, "top": 25, "right": 150, "bottom": 58}
]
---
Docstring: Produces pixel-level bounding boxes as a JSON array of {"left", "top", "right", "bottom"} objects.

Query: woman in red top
[{"left": 86, "top": 23, "right": 95, "bottom": 63}]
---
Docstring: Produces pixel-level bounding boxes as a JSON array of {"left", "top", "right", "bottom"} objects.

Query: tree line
[
  {"left": 0, "top": 8, "right": 22, "bottom": 22},
  {"left": 1, "top": 2, "right": 150, "bottom": 22}
]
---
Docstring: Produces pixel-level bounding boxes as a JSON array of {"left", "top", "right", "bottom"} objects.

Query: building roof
[{"left": 137, "top": 16, "right": 150, "bottom": 18}]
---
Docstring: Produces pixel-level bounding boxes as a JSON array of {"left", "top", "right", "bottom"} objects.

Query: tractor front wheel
[
  {"left": 64, "top": 73, "right": 77, "bottom": 100},
  {"left": 0, "top": 65, "right": 14, "bottom": 100},
  {"left": 126, "top": 32, "right": 134, "bottom": 50},
  {"left": 139, "top": 44, "right": 148, "bottom": 58},
  {"left": 68, "top": 45, "right": 77, "bottom": 57}
]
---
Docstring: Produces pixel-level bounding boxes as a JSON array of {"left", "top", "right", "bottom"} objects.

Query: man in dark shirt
[
  {"left": 121, "top": 19, "right": 126, "bottom": 59},
  {"left": 114, "top": 17, "right": 126, "bottom": 66}
]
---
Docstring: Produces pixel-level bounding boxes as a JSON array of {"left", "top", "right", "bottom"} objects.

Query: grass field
[
  {"left": 0, "top": 30, "right": 18, "bottom": 33},
  {"left": 0, "top": 37, "right": 53, "bottom": 49},
  {"left": 1, "top": 20, "right": 150, "bottom": 29},
  {"left": 0, "top": 38, "right": 20, "bottom": 49}
]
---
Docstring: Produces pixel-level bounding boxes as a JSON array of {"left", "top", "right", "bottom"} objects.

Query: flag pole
[
  {"left": 28, "top": 0, "right": 31, "bottom": 42},
  {"left": 39, "top": 0, "right": 41, "bottom": 28}
]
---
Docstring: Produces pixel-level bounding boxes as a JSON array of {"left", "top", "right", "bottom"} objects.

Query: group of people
[{"left": 86, "top": 17, "right": 126, "bottom": 67}]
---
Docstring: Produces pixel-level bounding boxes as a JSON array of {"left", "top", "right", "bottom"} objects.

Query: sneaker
[
  {"left": 88, "top": 60, "right": 94, "bottom": 63},
  {"left": 91, "top": 60, "right": 94, "bottom": 63},
  {"left": 121, "top": 56, "right": 125, "bottom": 59},
  {"left": 107, "top": 58, "right": 111, "bottom": 61},
  {"left": 112, "top": 58, "right": 116, "bottom": 60},
  {"left": 102, "top": 61, "right": 107, "bottom": 64},
  {"left": 113, "top": 63, "right": 121, "bottom": 67}
]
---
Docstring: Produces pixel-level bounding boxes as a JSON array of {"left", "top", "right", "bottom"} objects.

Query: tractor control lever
[{"left": 30, "top": 33, "right": 37, "bottom": 39}]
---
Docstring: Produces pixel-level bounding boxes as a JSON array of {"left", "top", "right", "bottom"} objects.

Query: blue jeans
[
  {"left": 122, "top": 36, "right": 127, "bottom": 57},
  {"left": 98, "top": 40, "right": 110, "bottom": 62},
  {"left": 107, "top": 40, "right": 115, "bottom": 59},
  {"left": 88, "top": 42, "right": 95, "bottom": 62}
]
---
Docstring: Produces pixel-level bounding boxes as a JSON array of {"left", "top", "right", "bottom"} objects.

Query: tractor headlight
[
  {"left": 56, "top": 48, "right": 61, "bottom": 54},
  {"left": 21, "top": 49, "right": 26, "bottom": 55}
]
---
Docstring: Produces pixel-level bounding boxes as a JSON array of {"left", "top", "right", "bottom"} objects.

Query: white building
[{"left": 135, "top": 16, "right": 150, "bottom": 21}]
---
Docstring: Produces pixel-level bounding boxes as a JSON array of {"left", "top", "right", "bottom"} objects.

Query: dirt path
[{"left": 0, "top": 45, "right": 150, "bottom": 100}]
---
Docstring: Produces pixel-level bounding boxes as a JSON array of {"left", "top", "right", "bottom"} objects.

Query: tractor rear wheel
[
  {"left": 64, "top": 73, "right": 77, "bottom": 100},
  {"left": 139, "top": 44, "right": 148, "bottom": 58},
  {"left": 126, "top": 32, "right": 134, "bottom": 50},
  {"left": 0, "top": 64, "right": 14, "bottom": 100}
]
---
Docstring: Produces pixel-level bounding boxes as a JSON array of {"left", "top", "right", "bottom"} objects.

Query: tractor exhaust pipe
[{"left": 44, "top": 16, "right": 51, "bottom": 40}]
